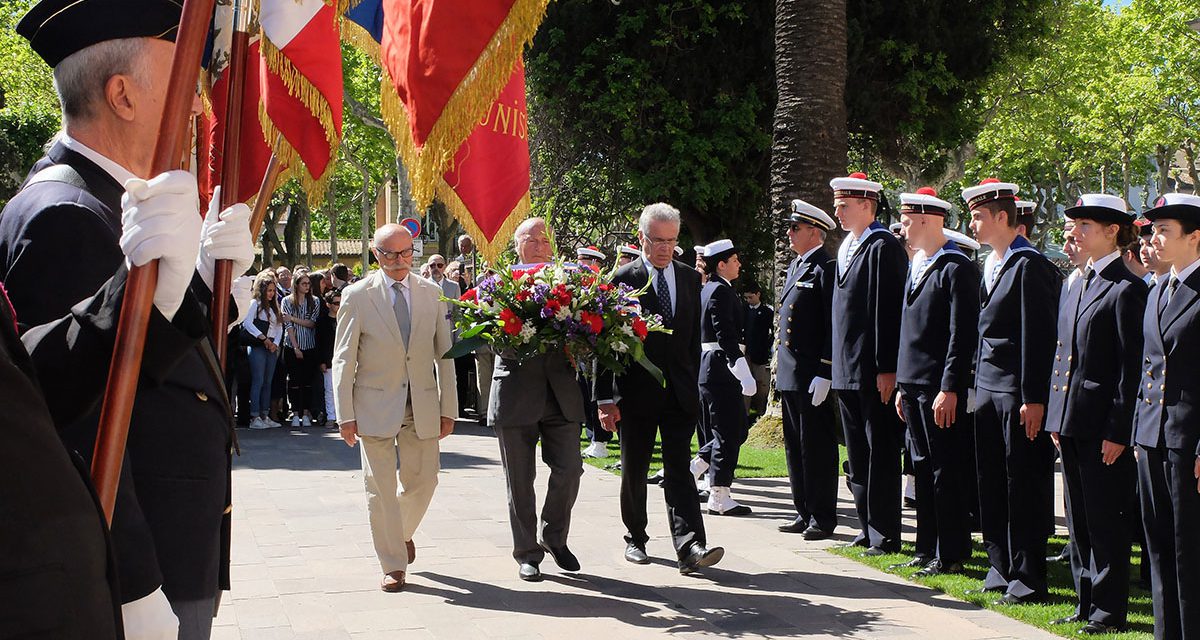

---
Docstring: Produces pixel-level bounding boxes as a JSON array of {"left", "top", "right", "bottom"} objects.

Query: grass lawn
[
  {"left": 830, "top": 537, "right": 1154, "bottom": 640},
  {"left": 578, "top": 430, "right": 848, "bottom": 479}
]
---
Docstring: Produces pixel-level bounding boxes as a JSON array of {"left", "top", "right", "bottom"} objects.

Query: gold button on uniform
[
  {"left": 195, "top": 391, "right": 209, "bottom": 402},
  {"left": 1053, "top": 385, "right": 1059, "bottom": 392}
]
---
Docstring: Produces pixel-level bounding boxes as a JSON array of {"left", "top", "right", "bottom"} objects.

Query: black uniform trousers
[
  {"left": 899, "top": 384, "right": 971, "bottom": 564},
  {"left": 836, "top": 387, "right": 903, "bottom": 550},
  {"left": 973, "top": 387, "right": 1056, "bottom": 597},
  {"left": 699, "top": 379, "right": 748, "bottom": 487},
  {"left": 579, "top": 374, "right": 610, "bottom": 443},
  {"left": 780, "top": 389, "right": 839, "bottom": 533},
  {"left": 1138, "top": 444, "right": 1200, "bottom": 640},
  {"left": 1059, "top": 435, "right": 1134, "bottom": 626},
  {"left": 618, "top": 390, "right": 706, "bottom": 559}
]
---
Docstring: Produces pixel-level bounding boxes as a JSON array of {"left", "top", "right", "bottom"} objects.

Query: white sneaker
[
  {"left": 264, "top": 417, "right": 282, "bottom": 428},
  {"left": 582, "top": 441, "right": 608, "bottom": 458},
  {"left": 291, "top": 415, "right": 301, "bottom": 428},
  {"left": 302, "top": 415, "right": 312, "bottom": 428},
  {"left": 249, "top": 417, "right": 270, "bottom": 430},
  {"left": 689, "top": 456, "right": 710, "bottom": 480}
]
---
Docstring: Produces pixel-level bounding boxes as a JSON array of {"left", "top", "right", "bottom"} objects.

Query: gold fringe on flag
[
  {"left": 258, "top": 102, "right": 336, "bottom": 208},
  {"left": 380, "top": 0, "right": 549, "bottom": 211},
  {"left": 340, "top": 17, "right": 380, "bottom": 64},
  {"left": 436, "top": 177, "right": 530, "bottom": 263}
]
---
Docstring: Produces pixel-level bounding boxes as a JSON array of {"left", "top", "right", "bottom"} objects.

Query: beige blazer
[{"left": 332, "top": 270, "right": 458, "bottom": 439}]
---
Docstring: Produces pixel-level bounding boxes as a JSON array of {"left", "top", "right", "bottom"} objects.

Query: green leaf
[
  {"left": 442, "top": 336, "right": 487, "bottom": 359},
  {"left": 459, "top": 323, "right": 487, "bottom": 340}
]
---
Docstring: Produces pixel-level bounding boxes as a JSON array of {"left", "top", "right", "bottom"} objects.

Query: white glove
[
  {"left": 121, "top": 587, "right": 178, "bottom": 640},
  {"left": 808, "top": 376, "right": 832, "bottom": 406},
  {"left": 121, "top": 171, "right": 203, "bottom": 322},
  {"left": 729, "top": 356, "right": 756, "bottom": 396},
  {"left": 966, "top": 388, "right": 976, "bottom": 414},
  {"left": 196, "top": 186, "right": 255, "bottom": 291},
  {"left": 229, "top": 275, "right": 255, "bottom": 330}
]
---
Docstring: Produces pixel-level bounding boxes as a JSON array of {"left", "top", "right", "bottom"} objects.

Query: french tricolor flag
[{"left": 259, "top": 0, "right": 343, "bottom": 203}]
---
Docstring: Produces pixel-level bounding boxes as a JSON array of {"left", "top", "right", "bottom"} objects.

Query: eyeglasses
[
  {"left": 645, "top": 236, "right": 678, "bottom": 247},
  {"left": 788, "top": 224, "right": 802, "bottom": 232},
  {"left": 429, "top": 262, "right": 445, "bottom": 268},
  {"left": 375, "top": 247, "right": 415, "bottom": 260}
]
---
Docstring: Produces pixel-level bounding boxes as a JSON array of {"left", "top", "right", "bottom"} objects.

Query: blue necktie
[{"left": 655, "top": 267, "right": 673, "bottom": 325}]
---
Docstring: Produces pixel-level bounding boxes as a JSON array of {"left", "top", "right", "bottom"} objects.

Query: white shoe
[
  {"left": 302, "top": 415, "right": 312, "bottom": 428},
  {"left": 249, "top": 417, "right": 270, "bottom": 430},
  {"left": 706, "top": 486, "right": 752, "bottom": 516},
  {"left": 264, "top": 417, "right": 282, "bottom": 428},
  {"left": 696, "top": 476, "right": 710, "bottom": 492},
  {"left": 291, "top": 415, "right": 301, "bottom": 428},
  {"left": 689, "top": 456, "right": 710, "bottom": 480},
  {"left": 582, "top": 441, "right": 608, "bottom": 458}
]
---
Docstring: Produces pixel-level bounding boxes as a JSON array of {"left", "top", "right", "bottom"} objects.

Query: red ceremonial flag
[
  {"left": 438, "top": 66, "right": 530, "bottom": 261},
  {"left": 260, "top": 0, "right": 344, "bottom": 205},
  {"left": 379, "top": 0, "right": 548, "bottom": 211}
]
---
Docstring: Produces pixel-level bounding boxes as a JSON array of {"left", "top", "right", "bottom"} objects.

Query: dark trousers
[
  {"left": 836, "top": 387, "right": 903, "bottom": 550},
  {"left": 284, "top": 348, "right": 318, "bottom": 415},
  {"left": 1138, "top": 444, "right": 1200, "bottom": 640},
  {"left": 270, "top": 350, "right": 287, "bottom": 415},
  {"left": 973, "top": 387, "right": 1055, "bottom": 597},
  {"left": 493, "top": 392, "right": 582, "bottom": 564},
  {"left": 698, "top": 382, "right": 748, "bottom": 487},
  {"left": 579, "top": 375, "right": 609, "bottom": 443},
  {"left": 1060, "top": 435, "right": 1134, "bottom": 626},
  {"left": 780, "top": 388, "right": 839, "bottom": 533},
  {"left": 455, "top": 354, "right": 476, "bottom": 414},
  {"left": 899, "top": 384, "right": 971, "bottom": 564},
  {"left": 619, "top": 392, "right": 706, "bottom": 559}
]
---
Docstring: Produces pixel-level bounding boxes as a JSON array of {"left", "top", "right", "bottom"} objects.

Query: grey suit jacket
[{"left": 489, "top": 350, "right": 585, "bottom": 427}]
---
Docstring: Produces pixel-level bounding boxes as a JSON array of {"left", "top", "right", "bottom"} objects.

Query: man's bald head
[
  {"left": 373, "top": 224, "right": 415, "bottom": 279},
  {"left": 514, "top": 217, "right": 552, "bottom": 264}
]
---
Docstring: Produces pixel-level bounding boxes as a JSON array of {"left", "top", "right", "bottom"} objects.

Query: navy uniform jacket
[
  {"left": 897, "top": 244, "right": 980, "bottom": 391},
  {"left": 776, "top": 247, "right": 835, "bottom": 391},
  {"left": 1135, "top": 267, "right": 1200, "bottom": 455},
  {"left": 699, "top": 276, "right": 742, "bottom": 388},
  {"left": 1045, "top": 259, "right": 1147, "bottom": 443},
  {"left": 831, "top": 225, "right": 908, "bottom": 390},
  {"left": 597, "top": 259, "right": 702, "bottom": 419},
  {"left": 742, "top": 302, "right": 774, "bottom": 366},
  {"left": 0, "top": 141, "right": 233, "bottom": 603},
  {"left": 975, "top": 238, "right": 1061, "bottom": 403}
]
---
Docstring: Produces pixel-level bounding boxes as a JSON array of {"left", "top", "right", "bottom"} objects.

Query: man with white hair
[{"left": 597, "top": 203, "right": 724, "bottom": 574}]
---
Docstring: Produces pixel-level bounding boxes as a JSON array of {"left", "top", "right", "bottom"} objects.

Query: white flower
[
  {"left": 613, "top": 340, "right": 629, "bottom": 353},
  {"left": 620, "top": 324, "right": 635, "bottom": 337},
  {"left": 518, "top": 324, "right": 537, "bottom": 343},
  {"left": 555, "top": 306, "right": 571, "bottom": 321}
]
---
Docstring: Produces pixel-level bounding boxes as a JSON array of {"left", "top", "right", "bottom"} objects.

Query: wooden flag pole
[
  {"left": 210, "top": 0, "right": 251, "bottom": 371},
  {"left": 250, "top": 137, "right": 286, "bottom": 238},
  {"left": 91, "top": 0, "right": 217, "bottom": 523}
]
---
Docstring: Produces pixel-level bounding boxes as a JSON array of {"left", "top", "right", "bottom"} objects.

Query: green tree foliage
[{"left": 0, "top": 0, "right": 60, "bottom": 207}]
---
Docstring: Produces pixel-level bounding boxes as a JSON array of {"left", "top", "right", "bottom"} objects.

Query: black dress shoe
[
  {"left": 708, "top": 504, "right": 752, "bottom": 516},
  {"left": 802, "top": 527, "right": 833, "bottom": 541},
  {"left": 1051, "top": 615, "right": 1084, "bottom": 625},
  {"left": 518, "top": 562, "right": 542, "bottom": 582},
  {"left": 994, "top": 592, "right": 1046, "bottom": 606},
  {"left": 624, "top": 543, "right": 650, "bottom": 565},
  {"left": 914, "top": 560, "right": 964, "bottom": 577},
  {"left": 678, "top": 544, "right": 725, "bottom": 574},
  {"left": 863, "top": 546, "right": 896, "bottom": 557},
  {"left": 647, "top": 472, "right": 664, "bottom": 485},
  {"left": 539, "top": 543, "right": 580, "bottom": 572},
  {"left": 1048, "top": 545, "right": 1071, "bottom": 563},
  {"left": 1079, "top": 621, "right": 1122, "bottom": 635},
  {"left": 888, "top": 556, "right": 932, "bottom": 570},
  {"left": 778, "top": 518, "right": 808, "bottom": 534}
]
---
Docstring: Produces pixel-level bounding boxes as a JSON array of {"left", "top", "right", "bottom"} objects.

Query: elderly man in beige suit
[{"left": 333, "top": 224, "right": 457, "bottom": 593}]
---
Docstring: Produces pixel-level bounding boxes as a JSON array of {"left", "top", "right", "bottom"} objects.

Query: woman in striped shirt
[{"left": 282, "top": 273, "right": 321, "bottom": 427}]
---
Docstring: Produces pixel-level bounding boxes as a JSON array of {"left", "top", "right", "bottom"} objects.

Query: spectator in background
[
  {"left": 310, "top": 271, "right": 329, "bottom": 300},
  {"left": 315, "top": 289, "right": 341, "bottom": 426},
  {"left": 282, "top": 272, "right": 321, "bottom": 427},
  {"left": 271, "top": 266, "right": 294, "bottom": 422},
  {"left": 419, "top": 263, "right": 432, "bottom": 279},
  {"left": 742, "top": 280, "right": 773, "bottom": 417},
  {"left": 330, "top": 263, "right": 350, "bottom": 289},
  {"left": 445, "top": 258, "right": 476, "bottom": 416},
  {"left": 244, "top": 271, "right": 284, "bottom": 429},
  {"left": 454, "top": 233, "right": 475, "bottom": 266},
  {"left": 275, "top": 266, "right": 293, "bottom": 297}
]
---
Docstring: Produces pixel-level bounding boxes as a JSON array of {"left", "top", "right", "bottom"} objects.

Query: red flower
[
  {"left": 580, "top": 311, "right": 604, "bottom": 334},
  {"left": 552, "top": 284, "right": 572, "bottom": 305},
  {"left": 500, "top": 308, "right": 523, "bottom": 336},
  {"left": 511, "top": 269, "right": 526, "bottom": 281},
  {"left": 598, "top": 283, "right": 613, "bottom": 292},
  {"left": 581, "top": 275, "right": 596, "bottom": 286},
  {"left": 544, "top": 299, "right": 562, "bottom": 315},
  {"left": 459, "top": 288, "right": 477, "bottom": 301},
  {"left": 516, "top": 289, "right": 531, "bottom": 302},
  {"left": 632, "top": 317, "right": 648, "bottom": 339}
]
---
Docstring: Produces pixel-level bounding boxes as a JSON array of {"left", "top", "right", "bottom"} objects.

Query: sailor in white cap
[
  {"left": 616, "top": 244, "right": 642, "bottom": 267},
  {"left": 576, "top": 245, "right": 606, "bottom": 271},
  {"left": 828, "top": 172, "right": 908, "bottom": 554},
  {"left": 775, "top": 200, "right": 840, "bottom": 538},
  {"left": 943, "top": 228, "right": 981, "bottom": 253},
  {"left": 1042, "top": 194, "right": 1145, "bottom": 634},
  {"left": 695, "top": 239, "right": 755, "bottom": 516},
  {"left": 673, "top": 245, "right": 684, "bottom": 258},
  {"left": 893, "top": 188, "right": 980, "bottom": 576},
  {"left": 1015, "top": 200, "right": 1038, "bottom": 239},
  {"left": 693, "top": 245, "right": 709, "bottom": 282},
  {"left": 1131, "top": 192, "right": 1200, "bottom": 638},
  {"left": 963, "top": 178, "right": 1062, "bottom": 604}
]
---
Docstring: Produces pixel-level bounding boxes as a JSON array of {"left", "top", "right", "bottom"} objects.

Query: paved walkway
[{"left": 214, "top": 420, "right": 1056, "bottom": 640}]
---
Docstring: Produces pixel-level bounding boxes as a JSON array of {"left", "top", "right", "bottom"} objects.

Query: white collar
[
  {"left": 799, "top": 244, "right": 821, "bottom": 261},
  {"left": 60, "top": 133, "right": 138, "bottom": 187},
  {"left": 642, "top": 256, "right": 673, "bottom": 274},
  {"left": 749, "top": 302, "right": 761, "bottom": 309},
  {"left": 381, "top": 270, "right": 410, "bottom": 290},
  {"left": 1171, "top": 258, "right": 1200, "bottom": 283},
  {"left": 1086, "top": 251, "right": 1121, "bottom": 276}
]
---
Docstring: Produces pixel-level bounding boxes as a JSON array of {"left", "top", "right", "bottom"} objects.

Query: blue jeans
[{"left": 247, "top": 345, "right": 278, "bottom": 417}]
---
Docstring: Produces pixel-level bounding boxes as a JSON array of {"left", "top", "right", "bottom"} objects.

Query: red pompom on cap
[
  {"left": 980, "top": 178, "right": 1001, "bottom": 185},
  {"left": 849, "top": 172, "right": 868, "bottom": 180},
  {"left": 916, "top": 186, "right": 937, "bottom": 196}
]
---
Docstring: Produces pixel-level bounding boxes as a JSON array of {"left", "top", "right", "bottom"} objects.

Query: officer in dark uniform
[
  {"left": 1, "top": 2, "right": 256, "bottom": 636},
  {"left": 1135, "top": 192, "right": 1200, "bottom": 640},
  {"left": 894, "top": 188, "right": 979, "bottom": 577},
  {"left": 829, "top": 172, "right": 908, "bottom": 554},
  {"left": 740, "top": 280, "right": 773, "bottom": 417},
  {"left": 962, "top": 178, "right": 1061, "bottom": 604},
  {"left": 697, "top": 239, "right": 756, "bottom": 516},
  {"left": 1044, "top": 194, "right": 1145, "bottom": 634},
  {"left": 775, "top": 199, "right": 839, "bottom": 538}
]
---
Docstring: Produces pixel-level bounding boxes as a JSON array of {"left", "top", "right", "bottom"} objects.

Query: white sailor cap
[
  {"left": 961, "top": 178, "right": 1020, "bottom": 210},
  {"left": 889, "top": 222, "right": 902, "bottom": 234},
  {"left": 787, "top": 199, "right": 836, "bottom": 231},
  {"left": 673, "top": 245, "right": 684, "bottom": 257},
  {"left": 943, "top": 228, "right": 980, "bottom": 251},
  {"left": 693, "top": 245, "right": 708, "bottom": 257},
  {"left": 1016, "top": 200, "right": 1037, "bottom": 214},
  {"left": 830, "top": 172, "right": 882, "bottom": 201},
  {"left": 1145, "top": 192, "right": 1200, "bottom": 224},
  {"left": 703, "top": 239, "right": 736, "bottom": 262},
  {"left": 617, "top": 244, "right": 642, "bottom": 258},
  {"left": 899, "top": 187, "right": 952, "bottom": 216},
  {"left": 576, "top": 246, "right": 606, "bottom": 260},
  {"left": 1065, "top": 193, "right": 1134, "bottom": 225}
]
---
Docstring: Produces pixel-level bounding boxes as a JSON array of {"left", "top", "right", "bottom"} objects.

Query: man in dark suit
[
  {"left": 597, "top": 203, "right": 724, "bottom": 574},
  {"left": 963, "top": 178, "right": 1061, "bottom": 605},
  {"left": 1044, "top": 194, "right": 1145, "bottom": 634},
  {"left": 488, "top": 218, "right": 586, "bottom": 582},
  {"left": 775, "top": 200, "right": 839, "bottom": 539},
  {"left": 829, "top": 172, "right": 908, "bottom": 555},
  {"left": 741, "top": 280, "right": 773, "bottom": 416},
  {"left": 0, "top": 180, "right": 211, "bottom": 639},
  {"left": 1136, "top": 192, "right": 1200, "bottom": 640},
  {"left": 0, "top": 3, "right": 256, "bottom": 636},
  {"left": 894, "top": 188, "right": 980, "bottom": 577}
]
